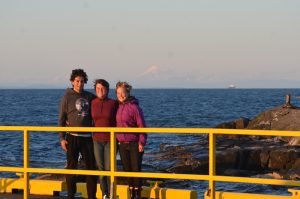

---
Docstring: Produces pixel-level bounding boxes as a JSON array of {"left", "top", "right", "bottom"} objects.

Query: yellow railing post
[
  {"left": 208, "top": 132, "right": 216, "bottom": 199},
  {"left": 2, "top": 126, "right": 300, "bottom": 198},
  {"left": 110, "top": 130, "right": 117, "bottom": 199},
  {"left": 23, "top": 129, "right": 30, "bottom": 199}
]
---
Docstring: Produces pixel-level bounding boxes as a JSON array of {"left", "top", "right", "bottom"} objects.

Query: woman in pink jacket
[{"left": 115, "top": 81, "right": 147, "bottom": 199}]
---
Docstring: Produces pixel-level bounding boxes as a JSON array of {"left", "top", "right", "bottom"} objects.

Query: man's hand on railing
[{"left": 60, "top": 139, "right": 68, "bottom": 152}]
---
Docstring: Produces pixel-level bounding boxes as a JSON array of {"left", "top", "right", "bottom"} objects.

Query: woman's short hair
[
  {"left": 93, "top": 79, "right": 110, "bottom": 91},
  {"left": 116, "top": 81, "right": 132, "bottom": 94},
  {"left": 70, "top": 69, "right": 88, "bottom": 83}
]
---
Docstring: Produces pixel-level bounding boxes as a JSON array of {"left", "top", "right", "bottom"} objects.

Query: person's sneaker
[{"left": 103, "top": 194, "right": 110, "bottom": 199}]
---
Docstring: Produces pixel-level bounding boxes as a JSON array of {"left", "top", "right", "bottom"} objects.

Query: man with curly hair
[{"left": 58, "top": 68, "right": 97, "bottom": 199}]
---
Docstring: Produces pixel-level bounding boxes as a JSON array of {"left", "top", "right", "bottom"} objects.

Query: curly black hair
[{"left": 69, "top": 69, "right": 88, "bottom": 83}]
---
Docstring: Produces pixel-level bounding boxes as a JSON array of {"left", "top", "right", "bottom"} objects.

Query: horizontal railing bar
[
  {"left": 0, "top": 126, "right": 212, "bottom": 133},
  {"left": 114, "top": 171, "right": 210, "bottom": 181},
  {"left": 27, "top": 168, "right": 111, "bottom": 176},
  {"left": 0, "top": 167, "right": 202, "bottom": 182},
  {"left": 1, "top": 126, "right": 300, "bottom": 137},
  {"left": 0, "top": 167, "right": 113, "bottom": 176},
  {"left": 0, "top": 126, "right": 205, "bottom": 132},
  {"left": 213, "top": 175, "right": 300, "bottom": 186},
  {"left": 0, "top": 167, "right": 25, "bottom": 173},
  {"left": 28, "top": 169, "right": 211, "bottom": 181},
  {"left": 2, "top": 166, "right": 300, "bottom": 187},
  {"left": 0, "top": 167, "right": 209, "bottom": 180}
]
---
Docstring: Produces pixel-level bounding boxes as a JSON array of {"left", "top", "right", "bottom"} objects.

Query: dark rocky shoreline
[{"left": 150, "top": 96, "right": 300, "bottom": 180}]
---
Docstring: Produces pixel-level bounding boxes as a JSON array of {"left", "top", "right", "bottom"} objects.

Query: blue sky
[{"left": 1, "top": 1, "right": 300, "bottom": 88}]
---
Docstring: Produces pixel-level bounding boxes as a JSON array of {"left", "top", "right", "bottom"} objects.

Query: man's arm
[{"left": 58, "top": 96, "right": 68, "bottom": 151}]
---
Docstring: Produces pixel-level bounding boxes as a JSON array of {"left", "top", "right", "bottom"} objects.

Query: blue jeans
[{"left": 93, "top": 141, "right": 110, "bottom": 197}]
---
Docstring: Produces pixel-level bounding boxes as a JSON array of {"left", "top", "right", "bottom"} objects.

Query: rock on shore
[{"left": 151, "top": 98, "right": 300, "bottom": 180}]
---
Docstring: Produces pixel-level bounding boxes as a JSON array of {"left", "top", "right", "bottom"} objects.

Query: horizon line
[{"left": 0, "top": 87, "right": 299, "bottom": 90}]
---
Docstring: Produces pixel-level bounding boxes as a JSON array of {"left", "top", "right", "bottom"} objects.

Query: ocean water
[{"left": 1, "top": 88, "right": 300, "bottom": 198}]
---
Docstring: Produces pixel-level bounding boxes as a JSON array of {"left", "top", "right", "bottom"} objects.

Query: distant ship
[{"left": 228, "top": 84, "right": 236, "bottom": 89}]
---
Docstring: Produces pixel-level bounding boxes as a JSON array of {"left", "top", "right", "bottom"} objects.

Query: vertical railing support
[
  {"left": 23, "top": 129, "right": 30, "bottom": 199},
  {"left": 209, "top": 132, "right": 216, "bottom": 199},
  {"left": 110, "top": 130, "right": 117, "bottom": 199}
]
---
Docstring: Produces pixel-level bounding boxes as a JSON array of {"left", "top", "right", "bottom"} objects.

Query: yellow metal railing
[{"left": 1, "top": 126, "right": 300, "bottom": 199}]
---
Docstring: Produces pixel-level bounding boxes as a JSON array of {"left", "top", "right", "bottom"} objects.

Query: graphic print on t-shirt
[{"left": 75, "top": 98, "right": 89, "bottom": 116}]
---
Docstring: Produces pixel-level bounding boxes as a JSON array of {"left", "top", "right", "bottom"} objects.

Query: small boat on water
[{"left": 228, "top": 84, "right": 236, "bottom": 89}]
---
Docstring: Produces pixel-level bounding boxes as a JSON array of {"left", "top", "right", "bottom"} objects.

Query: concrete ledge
[
  {"left": 0, "top": 178, "right": 66, "bottom": 196},
  {"left": 0, "top": 178, "right": 197, "bottom": 199},
  {"left": 204, "top": 191, "right": 292, "bottom": 199}
]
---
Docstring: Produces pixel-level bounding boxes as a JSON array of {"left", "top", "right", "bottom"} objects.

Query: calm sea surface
[{"left": 1, "top": 89, "right": 300, "bottom": 198}]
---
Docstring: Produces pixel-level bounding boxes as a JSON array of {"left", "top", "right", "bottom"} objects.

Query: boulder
[
  {"left": 152, "top": 96, "right": 300, "bottom": 180},
  {"left": 216, "top": 117, "right": 250, "bottom": 129},
  {"left": 216, "top": 117, "right": 250, "bottom": 140},
  {"left": 247, "top": 106, "right": 300, "bottom": 131}
]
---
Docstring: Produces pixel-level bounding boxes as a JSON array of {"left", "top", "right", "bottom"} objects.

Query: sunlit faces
[
  {"left": 116, "top": 87, "right": 129, "bottom": 103},
  {"left": 95, "top": 83, "right": 108, "bottom": 100},
  {"left": 71, "top": 76, "right": 85, "bottom": 93}
]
